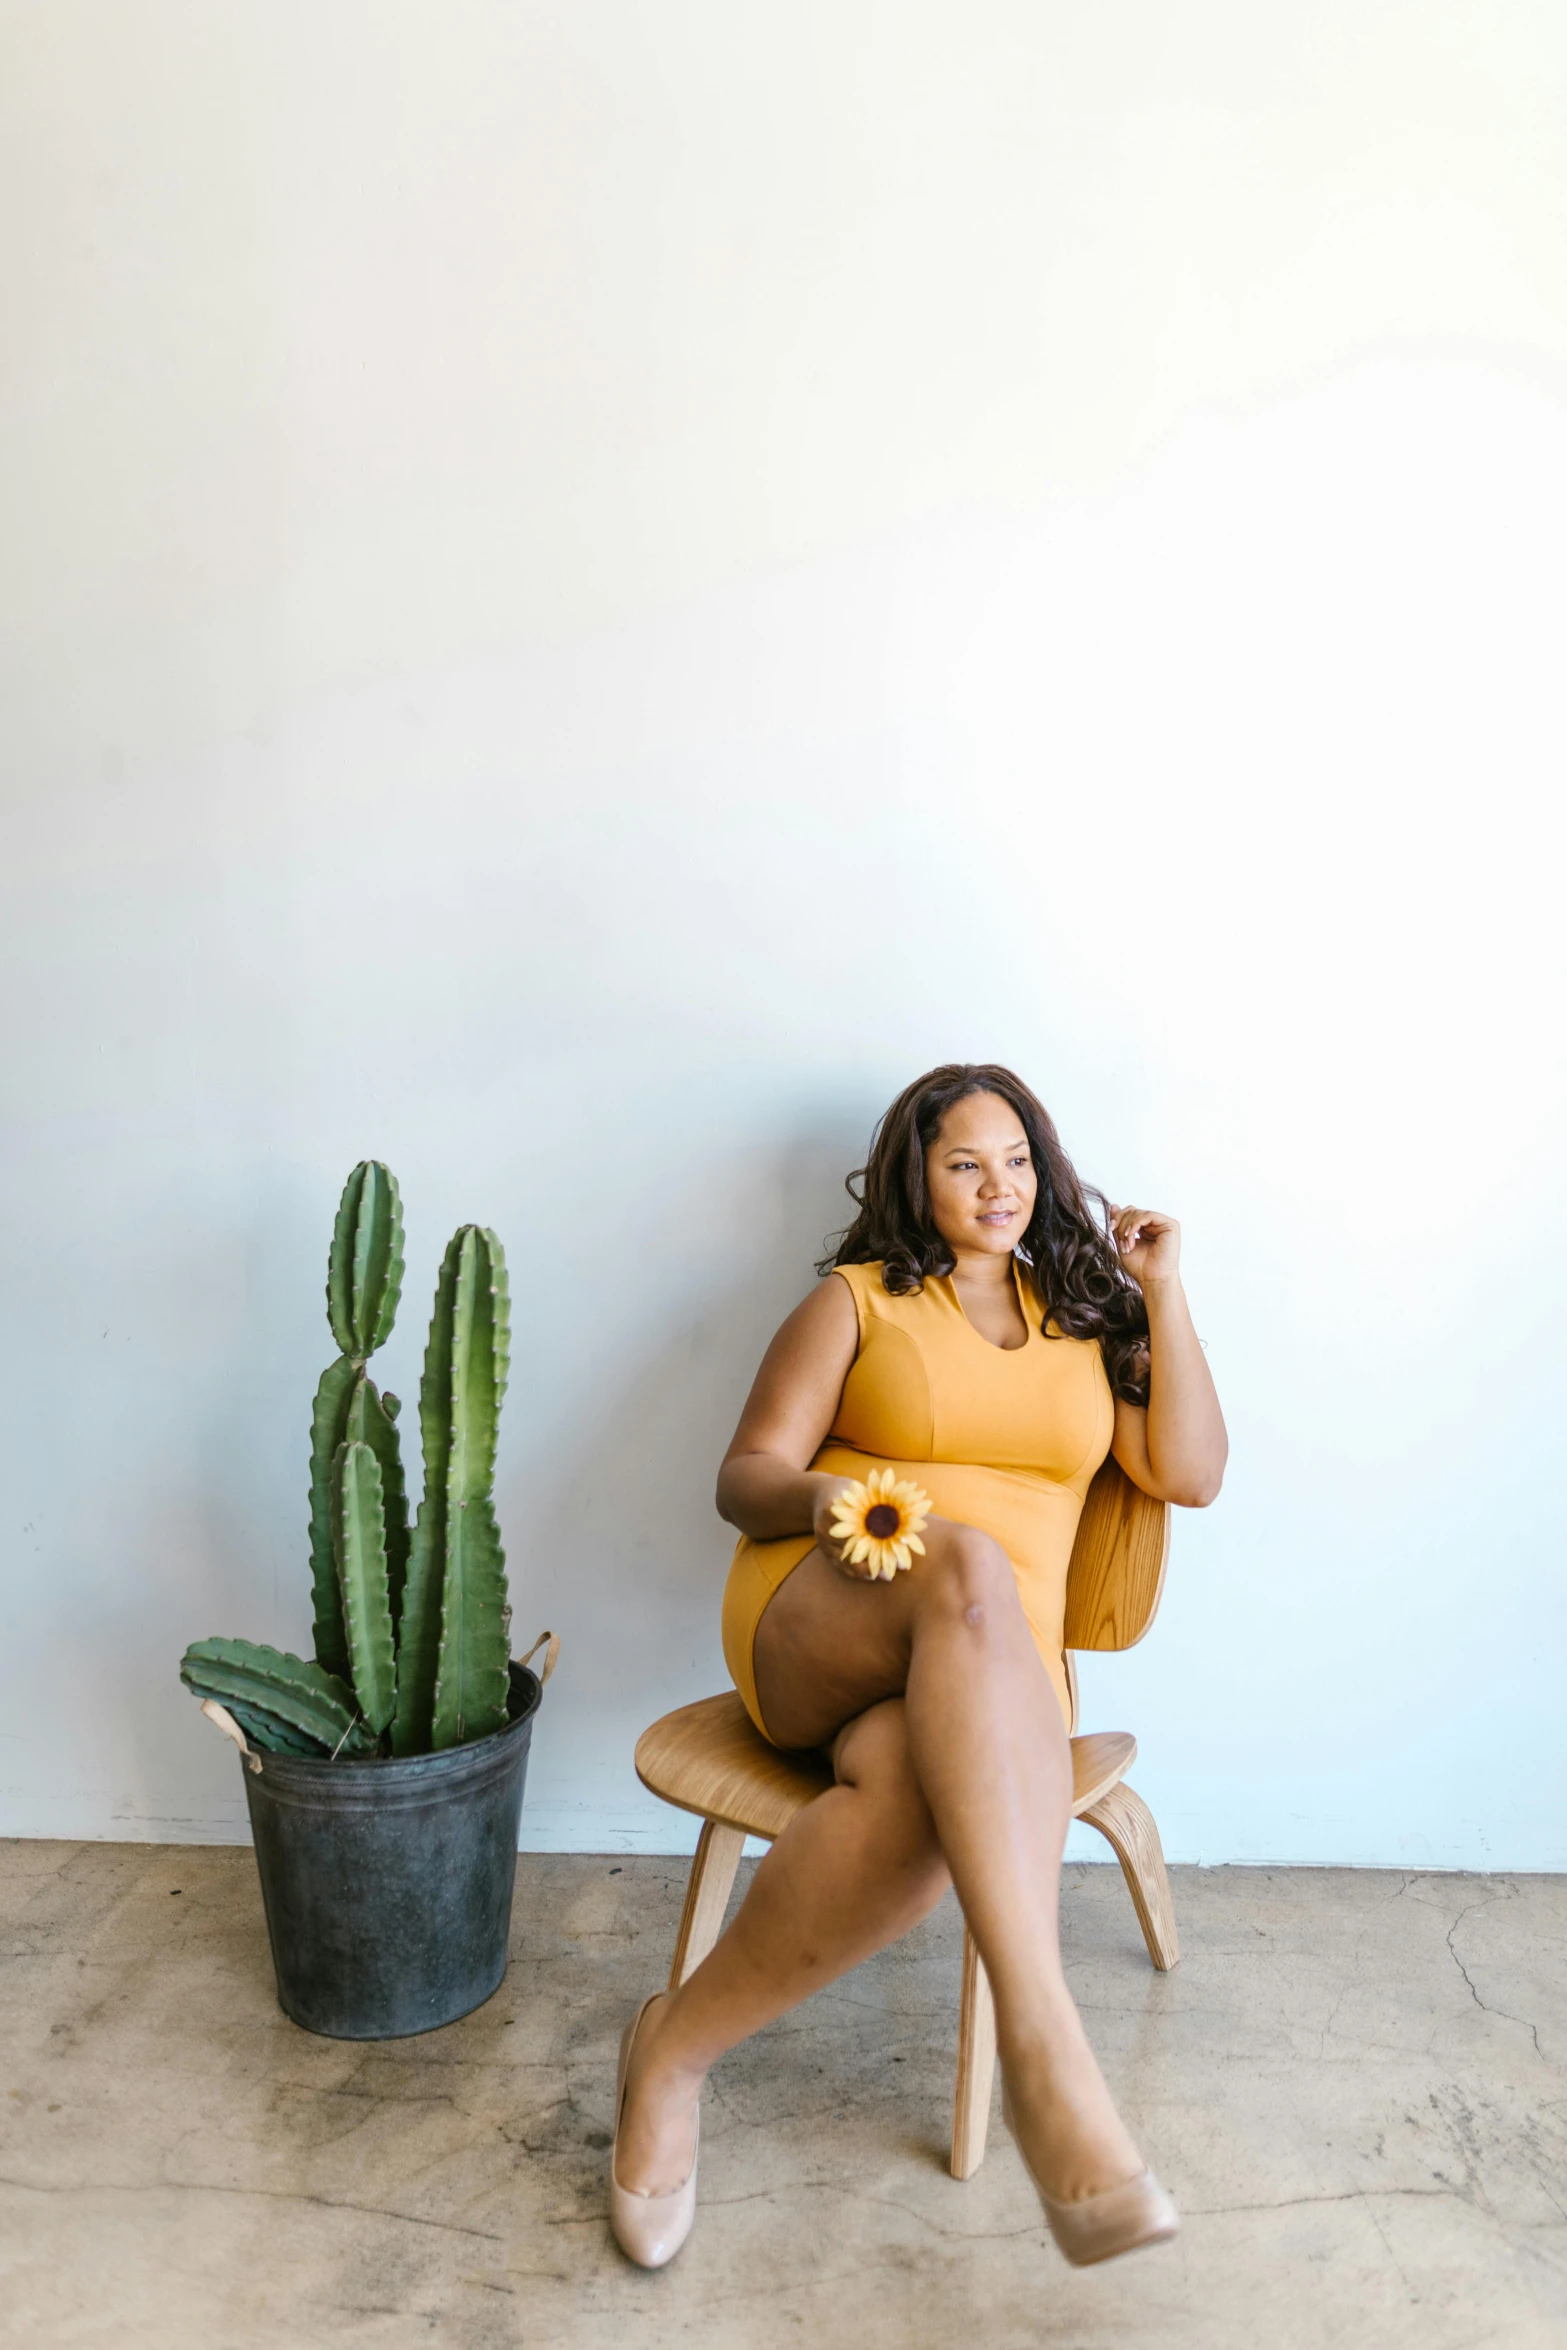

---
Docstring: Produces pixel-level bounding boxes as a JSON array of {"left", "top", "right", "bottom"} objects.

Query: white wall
[{"left": 3, "top": 3, "right": 1564, "bottom": 1866}]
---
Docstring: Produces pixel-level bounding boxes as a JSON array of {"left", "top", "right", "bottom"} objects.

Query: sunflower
[{"left": 828, "top": 1468, "right": 933, "bottom": 1581}]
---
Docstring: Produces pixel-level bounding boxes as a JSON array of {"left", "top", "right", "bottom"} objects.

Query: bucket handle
[
  {"left": 201, "top": 1697, "right": 262, "bottom": 1775},
  {"left": 519, "top": 1629, "right": 560, "bottom": 1685}
]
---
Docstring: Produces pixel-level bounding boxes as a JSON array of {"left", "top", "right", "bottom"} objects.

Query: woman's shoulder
[
  {"left": 827, "top": 1257, "right": 880, "bottom": 1290},
  {"left": 826, "top": 1259, "right": 935, "bottom": 1325},
  {"left": 817, "top": 1259, "right": 889, "bottom": 1341},
  {"left": 826, "top": 1258, "right": 909, "bottom": 1301}
]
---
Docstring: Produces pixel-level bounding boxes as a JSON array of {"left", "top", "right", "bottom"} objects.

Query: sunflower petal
[{"left": 904, "top": 1532, "right": 926, "bottom": 1556}]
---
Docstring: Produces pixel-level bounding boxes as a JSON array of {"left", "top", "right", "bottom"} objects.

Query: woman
[{"left": 610, "top": 1063, "right": 1227, "bottom": 2269}]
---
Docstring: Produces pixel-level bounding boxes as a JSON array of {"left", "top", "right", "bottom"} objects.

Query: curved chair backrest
[{"left": 1062, "top": 1454, "right": 1171, "bottom": 1653}]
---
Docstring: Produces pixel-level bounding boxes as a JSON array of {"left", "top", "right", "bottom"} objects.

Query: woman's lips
[{"left": 977, "top": 1210, "right": 1015, "bottom": 1226}]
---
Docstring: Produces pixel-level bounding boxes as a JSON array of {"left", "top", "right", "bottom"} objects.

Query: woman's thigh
[{"left": 752, "top": 1545, "right": 922, "bottom": 1749}]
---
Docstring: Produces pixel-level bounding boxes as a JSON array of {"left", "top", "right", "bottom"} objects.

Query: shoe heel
[{"left": 1001, "top": 2082, "right": 1179, "bottom": 2268}]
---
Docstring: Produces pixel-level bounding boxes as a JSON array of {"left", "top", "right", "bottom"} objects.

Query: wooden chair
[{"left": 633, "top": 1455, "right": 1179, "bottom": 2180}]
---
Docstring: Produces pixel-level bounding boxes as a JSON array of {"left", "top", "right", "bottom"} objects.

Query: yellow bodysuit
[{"left": 721, "top": 1257, "right": 1115, "bottom": 1742}]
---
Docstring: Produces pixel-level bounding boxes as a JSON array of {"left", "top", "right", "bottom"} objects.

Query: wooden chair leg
[
  {"left": 1080, "top": 1779, "right": 1180, "bottom": 1971},
  {"left": 950, "top": 1926, "right": 998, "bottom": 2179},
  {"left": 667, "top": 1819, "right": 748, "bottom": 1989}
]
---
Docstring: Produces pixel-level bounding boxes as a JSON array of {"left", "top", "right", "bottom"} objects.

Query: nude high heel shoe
[
  {"left": 609, "top": 1995, "right": 699, "bottom": 2269},
  {"left": 1001, "top": 2081, "right": 1178, "bottom": 2267}
]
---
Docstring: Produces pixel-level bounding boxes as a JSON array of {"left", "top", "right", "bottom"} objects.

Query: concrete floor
[{"left": 0, "top": 1846, "right": 1563, "bottom": 2350}]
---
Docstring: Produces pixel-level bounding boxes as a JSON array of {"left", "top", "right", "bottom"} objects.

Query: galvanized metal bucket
[{"left": 233, "top": 1647, "right": 552, "bottom": 2040}]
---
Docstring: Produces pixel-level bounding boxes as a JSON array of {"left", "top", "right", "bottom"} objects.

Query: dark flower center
[{"left": 865, "top": 1504, "right": 900, "bottom": 1538}]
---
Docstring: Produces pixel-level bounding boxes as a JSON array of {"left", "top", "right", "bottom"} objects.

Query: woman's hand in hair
[
  {"left": 1108, "top": 1203, "right": 1227, "bottom": 1508},
  {"left": 1108, "top": 1206, "right": 1181, "bottom": 1291}
]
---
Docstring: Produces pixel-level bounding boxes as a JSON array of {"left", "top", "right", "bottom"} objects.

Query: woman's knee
[{"left": 919, "top": 1524, "right": 1021, "bottom": 1635}]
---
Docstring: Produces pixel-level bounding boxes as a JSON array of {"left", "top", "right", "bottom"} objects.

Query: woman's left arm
[{"left": 1107, "top": 1207, "right": 1227, "bottom": 1508}]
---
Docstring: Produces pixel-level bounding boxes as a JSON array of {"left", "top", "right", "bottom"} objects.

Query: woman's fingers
[
  {"left": 1115, "top": 1206, "right": 1169, "bottom": 1241},
  {"left": 836, "top": 1553, "right": 879, "bottom": 1582},
  {"left": 1111, "top": 1206, "right": 1180, "bottom": 1280}
]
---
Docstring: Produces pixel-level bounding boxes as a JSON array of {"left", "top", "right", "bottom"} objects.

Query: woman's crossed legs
[{"left": 615, "top": 1518, "right": 1144, "bottom": 2205}]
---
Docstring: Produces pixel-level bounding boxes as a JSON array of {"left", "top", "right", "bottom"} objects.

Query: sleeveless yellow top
[{"left": 721, "top": 1257, "right": 1115, "bottom": 1740}]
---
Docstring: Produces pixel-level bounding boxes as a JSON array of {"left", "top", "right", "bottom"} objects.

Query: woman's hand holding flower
[{"left": 816, "top": 1469, "right": 932, "bottom": 1582}]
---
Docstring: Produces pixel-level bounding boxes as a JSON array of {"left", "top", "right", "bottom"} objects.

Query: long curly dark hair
[{"left": 818, "top": 1062, "right": 1151, "bottom": 1405}]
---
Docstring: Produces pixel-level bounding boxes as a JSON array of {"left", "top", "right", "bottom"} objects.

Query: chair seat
[{"left": 635, "top": 1691, "right": 1136, "bottom": 1842}]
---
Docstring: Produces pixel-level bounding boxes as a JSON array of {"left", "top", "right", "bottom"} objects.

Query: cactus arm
[
  {"left": 389, "top": 1230, "right": 460, "bottom": 1756},
  {"left": 326, "top": 1164, "right": 366, "bottom": 1358},
  {"left": 215, "top": 1695, "right": 330, "bottom": 1757},
  {"left": 180, "top": 1639, "right": 373, "bottom": 1753},
  {"left": 431, "top": 1229, "right": 512, "bottom": 1750},
  {"left": 486, "top": 1229, "right": 510, "bottom": 1412},
  {"left": 332, "top": 1440, "right": 397, "bottom": 1737},
  {"left": 364, "top": 1163, "right": 405, "bottom": 1354},
  {"left": 307, "top": 1354, "right": 358, "bottom": 1676},
  {"left": 326, "top": 1161, "right": 405, "bottom": 1363},
  {"left": 432, "top": 1493, "right": 510, "bottom": 1749},
  {"left": 388, "top": 1504, "right": 442, "bottom": 1755},
  {"left": 346, "top": 1376, "right": 411, "bottom": 1634},
  {"left": 350, "top": 1168, "right": 381, "bottom": 1349}
]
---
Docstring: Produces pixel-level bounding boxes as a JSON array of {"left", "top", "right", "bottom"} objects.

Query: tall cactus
[
  {"left": 183, "top": 1168, "right": 521, "bottom": 1765},
  {"left": 392, "top": 1227, "right": 512, "bottom": 1754}
]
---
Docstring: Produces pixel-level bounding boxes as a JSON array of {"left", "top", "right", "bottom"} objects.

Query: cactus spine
[{"left": 182, "top": 1167, "right": 518, "bottom": 1763}]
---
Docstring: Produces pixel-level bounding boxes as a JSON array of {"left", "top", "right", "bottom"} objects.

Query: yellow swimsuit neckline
[{"left": 938, "top": 1257, "right": 1038, "bottom": 1354}]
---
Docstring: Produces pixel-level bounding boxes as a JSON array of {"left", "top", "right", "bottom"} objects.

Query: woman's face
[{"left": 925, "top": 1091, "right": 1038, "bottom": 1261}]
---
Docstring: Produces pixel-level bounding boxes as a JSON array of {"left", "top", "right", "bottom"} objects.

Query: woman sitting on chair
[{"left": 610, "top": 1062, "right": 1227, "bottom": 2270}]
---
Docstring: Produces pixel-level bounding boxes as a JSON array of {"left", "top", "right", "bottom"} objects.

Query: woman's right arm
[{"left": 716, "top": 1275, "right": 861, "bottom": 1547}]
